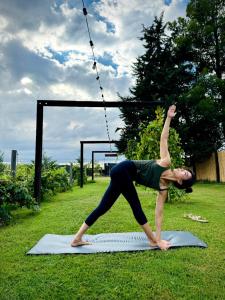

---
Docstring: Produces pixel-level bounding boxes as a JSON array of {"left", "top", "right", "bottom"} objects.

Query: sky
[{"left": 0, "top": 0, "right": 188, "bottom": 164}]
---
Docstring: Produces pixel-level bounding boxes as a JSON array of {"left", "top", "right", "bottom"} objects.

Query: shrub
[
  {"left": 31, "top": 155, "right": 72, "bottom": 199},
  {"left": 40, "top": 168, "right": 72, "bottom": 199},
  {"left": 72, "top": 165, "right": 87, "bottom": 186},
  {"left": 0, "top": 180, "right": 37, "bottom": 225},
  {"left": 0, "top": 154, "right": 73, "bottom": 224}
]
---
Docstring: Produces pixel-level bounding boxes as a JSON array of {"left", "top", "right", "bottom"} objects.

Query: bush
[
  {"left": 72, "top": 165, "right": 87, "bottom": 186},
  {"left": 31, "top": 155, "right": 72, "bottom": 199},
  {"left": 0, "top": 153, "right": 75, "bottom": 224},
  {"left": 41, "top": 168, "right": 71, "bottom": 198},
  {"left": 0, "top": 179, "right": 37, "bottom": 225}
]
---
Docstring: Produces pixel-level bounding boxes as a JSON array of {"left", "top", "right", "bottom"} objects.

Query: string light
[{"left": 81, "top": 0, "right": 112, "bottom": 151}]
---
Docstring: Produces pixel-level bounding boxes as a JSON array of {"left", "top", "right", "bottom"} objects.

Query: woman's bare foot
[
  {"left": 71, "top": 223, "right": 91, "bottom": 247},
  {"left": 71, "top": 239, "right": 92, "bottom": 247}
]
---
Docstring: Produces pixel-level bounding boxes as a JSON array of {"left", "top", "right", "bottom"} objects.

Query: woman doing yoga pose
[{"left": 71, "top": 105, "right": 195, "bottom": 250}]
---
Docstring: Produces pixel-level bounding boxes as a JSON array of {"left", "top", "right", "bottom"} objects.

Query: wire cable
[{"left": 81, "top": 0, "right": 112, "bottom": 151}]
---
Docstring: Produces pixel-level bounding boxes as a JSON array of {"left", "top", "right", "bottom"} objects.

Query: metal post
[
  {"left": 215, "top": 151, "right": 220, "bottom": 183},
  {"left": 91, "top": 150, "right": 119, "bottom": 181},
  {"left": 34, "top": 102, "right": 43, "bottom": 203},
  {"left": 80, "top": 142, "right": 117, "bottom": 188},
  {"left": 80, "top": 142, "right": 84, "bottom": 188},
  {"left": 11, "top": 150, "right": 17, "bottom": 177},
  {"left": 92, "top": 151, "right": 94, "bottom": 181},
  {"left": 70, "top": 163, "right": 73, "bottom": 185}
]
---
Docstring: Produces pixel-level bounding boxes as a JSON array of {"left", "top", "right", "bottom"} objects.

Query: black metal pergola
[
  {"left": 34, "top": 100, "right": 162, "bottom": 202},
  {"left": 80, "top": 140, "right": 118, "bottom": 187},
  {"left": 91, "top": 150, "right": 119, "bottom": 181}
]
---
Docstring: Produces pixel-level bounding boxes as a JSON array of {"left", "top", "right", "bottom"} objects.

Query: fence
[{"left": 195, "top": 151, "right": 225, "bottom": 182}]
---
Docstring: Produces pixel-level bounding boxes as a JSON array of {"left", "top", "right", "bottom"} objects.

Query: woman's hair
[{"left": 173, "top": 169, "right": 196, "bottom": 193}]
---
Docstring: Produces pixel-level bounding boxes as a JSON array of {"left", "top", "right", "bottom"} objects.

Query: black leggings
[{"left": 85, "top": 160, "right": 148, "bottom": 226}]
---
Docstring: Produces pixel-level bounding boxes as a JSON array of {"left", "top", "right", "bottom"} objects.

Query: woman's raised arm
[{"left": 159, "top": 105, "right": 176, "bottom": 166}]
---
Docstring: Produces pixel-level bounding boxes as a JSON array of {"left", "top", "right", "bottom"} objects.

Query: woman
[{"left": 71, "top": 105, "right": 195, "bottom": 250}]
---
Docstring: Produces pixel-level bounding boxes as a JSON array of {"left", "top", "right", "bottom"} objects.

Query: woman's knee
[{"left": 93, "top": 205, "right": 110, "bottom": 217}]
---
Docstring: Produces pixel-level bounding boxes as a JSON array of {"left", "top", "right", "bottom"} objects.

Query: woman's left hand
[
  {"left": 157, "top": 239, "right": 171, "bottom": 250},
  {"left": 149, "top": 239, "right": 171, "bottom": 250},
  {"left": 167, "top": 105, "right": 176, "bottom": 118}
]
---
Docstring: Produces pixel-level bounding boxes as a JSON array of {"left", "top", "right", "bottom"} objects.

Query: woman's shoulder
[{"left": 156, "top": 158, "right": 171, "bottom": 168}]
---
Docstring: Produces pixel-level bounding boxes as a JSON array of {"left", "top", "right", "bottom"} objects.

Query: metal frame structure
[
  {"left": 34, "top": 100, "right": 162, "bottom": 202},
  {"left": 91, "top": 150, "right": 119, "bottom": 181},
  {"left": 80, "top": 140, "right": 117, "bottom": 187}
]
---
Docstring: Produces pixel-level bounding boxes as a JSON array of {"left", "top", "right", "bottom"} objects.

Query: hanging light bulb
[{"left": 83, "top": 7, "right": 87, "bottom": 15}]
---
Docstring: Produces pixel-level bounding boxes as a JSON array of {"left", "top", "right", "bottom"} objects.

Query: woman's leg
[
  {"left": 121, "top": 179, "right": 148, "bottom": 226},
  {"left": 84, "top": 180, "right": 121, "bottom": 226},
  {"left": 121, "top": 182, "right": 158, "bottom": 243},
  {"left": 119, "top": 168, "right": 158, "bottom": 243},
  {"left": 71, "top": 179, "right": 121, "bottom": 246},
  {"left": 71, "top": 160, "right": 144, "bottom": 246}
]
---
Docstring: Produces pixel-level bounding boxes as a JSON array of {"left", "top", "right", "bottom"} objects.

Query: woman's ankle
[{"left": 73, "top": 234, "right": 82, "bottom": 241}]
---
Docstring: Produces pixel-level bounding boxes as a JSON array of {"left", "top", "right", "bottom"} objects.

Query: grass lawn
[{"left": 0, "top": 178, "right": 225, "bottom": 300}]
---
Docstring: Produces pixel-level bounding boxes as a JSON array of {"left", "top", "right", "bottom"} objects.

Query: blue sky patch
[
  {"left": 98, "top": 52, "right": 118, "bottom": 71},
  {"left": 96, "top": 15, "right": 116, "bottom": 33},
  {"left": 164, "top": 0, "right": 172, "bottom": 5},
  {"left": 164, "top": 0, "right": 190, "bottom": 8},
  {"left": 182, "top": 0, "right": 190, "bottom": 5},
  {"left": 46, "top": 48, "right": 71, "bottom": 64}
]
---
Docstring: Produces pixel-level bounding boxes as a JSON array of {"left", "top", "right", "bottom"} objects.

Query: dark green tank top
[{"left": 132, "top": 160, "right": 169, "bottom": 191}]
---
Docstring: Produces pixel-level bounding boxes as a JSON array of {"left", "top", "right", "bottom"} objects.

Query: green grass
[{"left": 0, "top": 178, "right": 225, "bottom": 300}]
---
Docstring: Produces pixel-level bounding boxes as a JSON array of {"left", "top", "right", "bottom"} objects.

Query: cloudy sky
[{"left": 0, "top": 0, "right": 188, "bottom": 164}]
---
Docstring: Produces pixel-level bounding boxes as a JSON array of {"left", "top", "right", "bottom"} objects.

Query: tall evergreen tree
[{"left": 117, "top": 14, "right": 194, "bottom": 153}]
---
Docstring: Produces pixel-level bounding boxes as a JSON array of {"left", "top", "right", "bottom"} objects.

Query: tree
[
  {"left": 126, "top": 107, "right": 185, "bottom": 166},
  {"left": 118, "top": 2, "right": 225, "bottom": 165},
  {"left": 117, "top": 13, "right": 195, "bottom": 154},
  {"left": 186, "top": 0, "right": 225, "bottom": 79},
  {"left": 174, "top": 75, "right": 225, "bottom": 163},
  {"left": 168, "top": 0, "right": 225, "bottom": 163}
]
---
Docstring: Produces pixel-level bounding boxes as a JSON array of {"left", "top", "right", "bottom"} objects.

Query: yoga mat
[{"left": 27, "top": 231, "right": 207, "bottom": 255}]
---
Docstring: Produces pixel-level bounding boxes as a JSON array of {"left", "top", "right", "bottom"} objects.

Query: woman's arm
[
  {"left": 142, "top": 219, "right": 170, "bottom": 250},
  {"left": 158, "top": 105, "right": 176, "bottom": 166},
  {"left": 155, "top": 190, "right": 168, "bottom": 241},
  {"left": 141, "top": 190, "right": 170, "bottom": 251},
  {"left": 141, "top": 223, "right": 158, "bottom": 244},
  {"left": 147, "top": 190, "right": 171, "bottom": 250}
]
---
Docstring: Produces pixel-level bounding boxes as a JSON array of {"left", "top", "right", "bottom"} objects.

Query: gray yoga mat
[{"left": 27, "top": 231, "right": 207, "bottom": 255}]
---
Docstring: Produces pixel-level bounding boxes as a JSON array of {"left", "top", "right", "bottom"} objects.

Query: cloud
[
  {"left": 21, "top": 77, "right": 33, "bottom": 85},
  {"left": 0, "top": 0, "right": 187, "bottom": 163}
]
